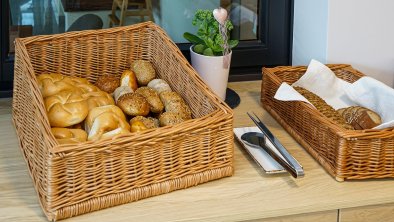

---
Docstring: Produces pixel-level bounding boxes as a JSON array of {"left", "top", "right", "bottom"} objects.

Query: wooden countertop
[{"left": 1, "top": 81, "right": 394, "bottom": 222}]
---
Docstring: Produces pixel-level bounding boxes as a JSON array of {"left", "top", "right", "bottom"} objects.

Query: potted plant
[{"left": 184, "top": 8, "right": 238, "bottom": 100}]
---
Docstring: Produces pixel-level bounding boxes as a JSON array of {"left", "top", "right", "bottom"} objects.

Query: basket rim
[
  {"left": 13, "top": 21, "right": 234, "bottom": 154},
  {"left": 262, "top": 64, "right": 394, "bottom": 139}
]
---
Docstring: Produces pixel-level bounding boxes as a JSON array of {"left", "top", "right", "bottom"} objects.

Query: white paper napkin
[
  {"left": 345, "top": 77, "right": 394, "bottom": 129},
  {"left": 273, "top": 59, "right": 394, "bottom": 129}
]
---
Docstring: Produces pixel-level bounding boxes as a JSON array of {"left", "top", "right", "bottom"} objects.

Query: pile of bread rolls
[{"left": 38, "top": 60, "right": 192, "bottom": 144}]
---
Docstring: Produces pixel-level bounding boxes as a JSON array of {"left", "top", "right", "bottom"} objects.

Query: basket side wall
[
  {"left": 15, "top": 23, "right": 234, "bottom": 220},
  {"left": 261, "top": 65, "right": 394, "bottom": 180}
]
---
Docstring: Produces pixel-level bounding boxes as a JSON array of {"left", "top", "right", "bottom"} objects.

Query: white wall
[
  {"left": 292, "top": 0, "right": 394, "bottom": 87},
  {"left": 292, "top": 0, "right": 328, "bottom": 65},
  {"left": 326, "top": 0, "right": 394, "bottom": 87}
]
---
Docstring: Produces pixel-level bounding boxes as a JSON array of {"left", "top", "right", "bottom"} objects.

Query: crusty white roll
[
  {"left": 85, "top": 105, "right": 130, "bottom": 141},
  {"left": 82, "top": 91, "right": 115, "bottom": 110},
  {"left": 51, "top": 128, "right": 87, "bottom": 144},
  {"left": 135, "top": 87, "right": 164, "bottom": 113},
  {"left": 117, "top": 93, "right": 150, "bottom": 116},
  {"left": 95, "top": 75, "right": 120, "bottom": 94},
  {"left": 45, "top": 89, "right": 89, "bottom": 127},
  {"left": 131, "top": 60, "right": 156, "bottom": 86},
  {"left": 120, "top": 70, "right": 138, "bottom": 91},
  {"left": 37, "top": 73, "right": 76, "bottom": 98},
  {"left": 113, "top": 86, "right": 134, "bottom": 103},
  {"left": 147, "top": 79, "right": 172, "bottom": 94}
]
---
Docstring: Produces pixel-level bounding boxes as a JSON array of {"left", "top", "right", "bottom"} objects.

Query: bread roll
[
  {"left": 165, "top": 100, "right": 192, "bottom": 120},
  {"left": 159, "top": 91, "right": 192, "bottom": 120},
  {"left": 135, "top": 87, "right": 164, "bottom": 113},
  {"left": 120, "top": 70, "right": 138, "bottom": 91},
  {"left": 85, "top": 105, "right": 130, "bottom": 141},
  {"left": 37, "top": 73, "right": 76, "bottom": 98},
  {"left": 130, "top": 116, "right": 159, "bottom": 129},
  {"left": 337, "top": 106, "right": 382, "bottom": 130},
  {"left": 117, "top": 93, "right": 150, "bottom": 116},
  {"left": 113, "top": 86, "right": 134, "bottom": 103},
  {"left": 293, "top": 87, "right": 353, "bottom": 130},
  {"left": 95, "top": 75, "right": 119, "bottom": 94},
  {"left": 131, "top": 60, "right": 156, "bottom": 85},
  {"left": 45, "top": 89, "right": 89, "bottom": 127},
  {"left": 159, "top": 91, "right": 183, "bottom": 106},
  {"left": 159, "top": 112, "right": 185, "bottom": 126},
  {"left": 82, "top": 91, "right": 115, "bottom": 110},
  {"left": 147, "top": 79, "right": 172, "bottom": 94},
  {"left": 51, "top": 128, "right": 87, "bottom": 144},
  {"left": 130, "top": 120, "right": 148, "bottom": 132}
]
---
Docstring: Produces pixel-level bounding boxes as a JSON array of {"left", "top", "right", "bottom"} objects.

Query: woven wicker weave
[
  {"left": 261, "top": 64, "right": 394, "bottom": 181},
  {"left": 12, "top": 22, "right": 234, "bottom": 221}
]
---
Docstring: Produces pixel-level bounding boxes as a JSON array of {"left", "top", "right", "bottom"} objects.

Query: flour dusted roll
[
  {"left": 45, "top": 89, "right": 89, "bottom": 127},
  {"left": 131, "top": 60, "right": 156, "bottom": 86},
  {"left": 120, "top": 70, "right": 138, "bottom": 91},
  {"left": 51, "top": 128, "right": 87, "bottom": 144},
  {"left": 85, "top": 105, "right": 130, "bottom": 141},
  {"left": 147, "top": 79, "right": 172, "bottom": 94},
  {"left": 117, "top": 93, "right": 150, "bottom": 116},
  {"left": 135, "top": 87, "right": 164, "bottom": 113}
]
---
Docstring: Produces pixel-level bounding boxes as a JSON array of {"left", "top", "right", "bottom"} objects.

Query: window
[{"left": 0, "top": 0, "right": 293, "bottom": 96}]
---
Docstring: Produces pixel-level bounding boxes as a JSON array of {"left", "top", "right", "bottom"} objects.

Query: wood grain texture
[
  {"left": 340, "top": 203, "right": 394, "bottom": 222},
  {"left": 246, "top": 210, "right": 337, "bottom": 222},
  {"left": 1, "top": 81, "right": 394, "bottom": 221}
]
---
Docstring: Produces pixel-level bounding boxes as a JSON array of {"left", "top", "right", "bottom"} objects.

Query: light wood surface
[
  {"left": 340, "top": 203, "right": 394, "bottom": 222},
  {"left": 249, "top": 210, "right": 338, "bottom": 222},
  {"left": 1, "top": 80, "right": 394, "bottom": 222}
]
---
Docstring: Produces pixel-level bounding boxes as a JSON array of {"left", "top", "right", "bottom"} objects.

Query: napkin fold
[{"left": 274, "top": 59, "right": 394, "bottom": 129}]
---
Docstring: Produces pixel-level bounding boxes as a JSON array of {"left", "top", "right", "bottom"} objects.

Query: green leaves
[
  {"left": 183, "top": 32, "right": 204, "bottom": 44},
  {"left": 184, "top": 9, "right": 239, "bottom": 56}
]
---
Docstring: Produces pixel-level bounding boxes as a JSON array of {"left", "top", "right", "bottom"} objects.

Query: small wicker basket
[
  {"left": 12, "top": 22, "right": 234, "bottom": 221},
  {"left": 261, "top": 64, "right": 394, "bottom": 181}
]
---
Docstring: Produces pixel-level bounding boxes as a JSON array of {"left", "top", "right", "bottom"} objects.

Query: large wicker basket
[
  {"left": 261, "top": 64, "right": 394, "bottom": 181},
  {"left": 12, "top": 22, "right": 234, "bottom": 221}
]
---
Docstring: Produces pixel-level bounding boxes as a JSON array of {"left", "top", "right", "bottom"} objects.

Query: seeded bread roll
[
  {"left": 337, "top": 106, "right": 382, "bottom": 130},
  {"left": 95, "top": 75, "right": 119, "bottom": 94},
  {"left": 159, "top": 91, "right": 183, "bottom": 106},
  {"left": 131, "top": 60, "right": 156, "bottom": 86},
  {"left": 147, "top": 79, "right": 172, "bottom": 94},
  {"left": 131, "top": 116, "right": 159, "bottom": 128},
  {"left": 159, "top": 91, "right": 192, "bottom": 120},
  {"left": 113, "top": 86, "right": 134, "bottom": 103},
  {"left": 159, "top": 112, "right": 185, "bottom": 126},
  {"left": 293, "top": 86, "right": 353, "bottom": 130},
  {"left": 135, "top": 87, "right": 164, "bottom": 113},
  {"left": 117, "top": 93, "right": 150, "bottom": 116},
  {"left": 165, "top": 100, "right": 192, "bottom": 120}
]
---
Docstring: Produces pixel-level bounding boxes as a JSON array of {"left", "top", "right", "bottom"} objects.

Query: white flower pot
[{"left": 190, "top": 46, "right": 232, "bottom": 101}]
